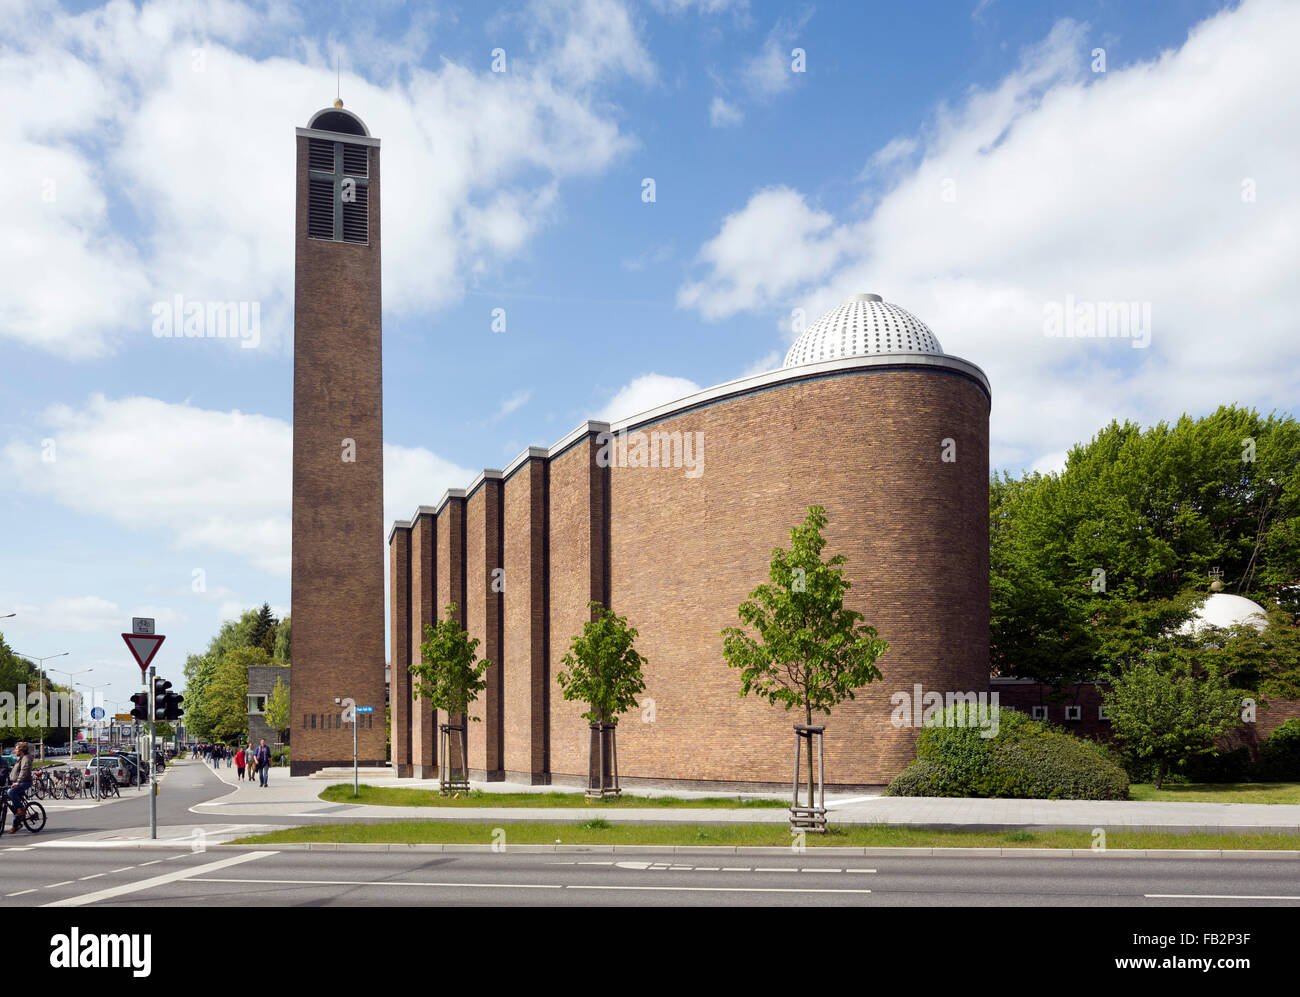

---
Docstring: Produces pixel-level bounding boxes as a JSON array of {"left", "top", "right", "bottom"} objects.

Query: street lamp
[
  {"left": 16, "top": 651, "right": 69, "bottom": 762},
  {"left": 48, "top": 666, "right": 91, "bottom": 759}
]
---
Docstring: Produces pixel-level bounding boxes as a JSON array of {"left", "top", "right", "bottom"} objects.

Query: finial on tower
[{"left": 334, "top": 97, "right": 344, "bottom": 108}]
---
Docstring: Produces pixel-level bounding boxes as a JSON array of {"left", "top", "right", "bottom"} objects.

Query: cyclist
[{"left": 8, "top": 742, "right": 32, "bottom": 834}]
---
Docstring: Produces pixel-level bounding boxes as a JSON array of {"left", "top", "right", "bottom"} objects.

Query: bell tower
[{"left": 290, "top": 103, "right": 386, "bottom": 774}]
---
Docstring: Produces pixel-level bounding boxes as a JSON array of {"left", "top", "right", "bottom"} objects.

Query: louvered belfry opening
[{"left": 306, "top": 136, "right": 369, "bottom": 245}]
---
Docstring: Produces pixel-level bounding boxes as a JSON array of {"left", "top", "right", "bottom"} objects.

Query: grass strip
[
  {"left": 229, "top": 821, "right": 1300, "bottom": 850},
  {"left": 1128, "top": 782, "right": 1300, "bottom": 804},
  {"left": 318, "top": 784, "right": 787, "bottom": 809}
]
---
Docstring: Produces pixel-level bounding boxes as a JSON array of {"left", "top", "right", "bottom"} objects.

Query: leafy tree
[
  {"left": 991, "top": 406, "right": 1300, "bottom": 683},
  {"left": 1102, "top": 659, "right": 1243, "bottom": 788},
  {"left": 273, "top": 616, "right": 291, "bottom": 663},
  {"left": 556, "top": 602, "right": 647, "bottom": 725},
  {"left": 203, "top": 646, "right": 269, "bottom": 745},
  {"left": 556, "top": 602, "right": 647, "bottom": 796},
  {"left": 722, "top": 506, "right": 888, "bottom": 724},
  {"left": 411, "top": 605, "right": 490, "bottom": 722},
  {"left": 411, "top": 605, "right": 489, "bottom": 790},
  {"left": 263, "top": 675, "right": 291, "bottom": 744},
  {"left": 722, "top": 506, "right": 888, "bottom": 810}
]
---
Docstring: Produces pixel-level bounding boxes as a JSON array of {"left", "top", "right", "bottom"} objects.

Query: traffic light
[
  {"left": 152, "top": 678, "right": 171, "bottom": 720},
  {"left": 163, "top": 690, "right": 184, "bottom": 721},
  {"left": 129, "top": 691, "right": 149, "bottom": 721}
]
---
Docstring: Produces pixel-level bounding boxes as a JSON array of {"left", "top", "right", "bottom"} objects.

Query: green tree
[
  {"left": 204, "top": 646, "right": 269, "bottom": 745},
  {"left": 556, "top": 602, "right": 647, "bottom": 725},
  {"left": 412, "top": 605, "right": 490, "bottom": 721},
  {"left": 991, "top": 406, "right": 1300, "bottom": 683},
  {"left": 273, "top": 616, "right": 291, "bottom": 663},
  {"left": 263, "top": 675, "right": 291, "bottom": 744},
  {"left": 411, "top": 605, "right": 489, "bottom": 789},
  {"left": 556, "top": 602, "right": 647, "bottom": 796},
  {"left": 722, "top": 506, "right": 888, "bottom": 811},
  {"left": 1102, "top": 659, "right": 1243, "bottom": 788},
  {"left": 249, "top": 603, "right": 278, "bottom": 657}
]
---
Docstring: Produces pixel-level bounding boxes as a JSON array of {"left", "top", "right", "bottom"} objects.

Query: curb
[{"left": 205, "top": 842, "right": 1300, "bottom": 858}]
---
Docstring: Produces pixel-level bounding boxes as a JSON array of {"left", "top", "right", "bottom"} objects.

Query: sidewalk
[{"left": 181, "top": 760, "right": 1300, "bottom": 834}]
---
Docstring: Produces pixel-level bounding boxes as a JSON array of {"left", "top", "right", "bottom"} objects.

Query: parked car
[{"left": 83, "top": 755, "right": 131, "bottom": 786}]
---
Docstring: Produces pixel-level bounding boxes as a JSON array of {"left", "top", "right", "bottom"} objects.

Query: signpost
[
  {"left": 352, "top": 706, "right": 373, "bottom": 797},
  {"left": 122, "top": 623, "right": 164, "bottom": 840}
]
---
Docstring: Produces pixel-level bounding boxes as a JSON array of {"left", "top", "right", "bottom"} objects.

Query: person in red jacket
[{"left": 235, "top": 746, "right": 246, "bottom": 781}]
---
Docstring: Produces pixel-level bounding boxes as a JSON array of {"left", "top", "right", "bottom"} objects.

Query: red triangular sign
[{"left": 121, "top": 633, "right": 165, "bottom": 673}]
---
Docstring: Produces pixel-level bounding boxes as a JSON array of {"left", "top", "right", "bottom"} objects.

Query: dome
[
  {"left": 783, "top": 293, "right": 942, "bottom": 367},
  {"left": 1177, "top": 593, "right": 1268, "bottom": 636}
]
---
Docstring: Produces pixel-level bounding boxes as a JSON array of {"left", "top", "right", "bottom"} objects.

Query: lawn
[
  {"left": 318, "top": 784, "right": 788, "bottom": 809},
  {"left": 229, "top": 821, "right": 1300, "bottom": 850},
  {"left": 1129, "top": 782, "right": 1300, "bottom": 804}
]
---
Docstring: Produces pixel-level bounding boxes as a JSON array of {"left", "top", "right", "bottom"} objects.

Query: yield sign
[{"left": 122, "top": 632, "right": 165, "bottom": 673}]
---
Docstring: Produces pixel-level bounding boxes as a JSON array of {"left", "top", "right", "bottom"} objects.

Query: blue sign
[
  {"left": 90, "top": 707, "right": 105, "bottom": 720},
  {"left": 354, "top": 706, "right": 374, "bottom": 714}
]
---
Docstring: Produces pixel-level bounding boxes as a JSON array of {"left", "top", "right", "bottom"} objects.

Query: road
[{"left": 2, "top": 761, "right": 1297, "bottom": 906}]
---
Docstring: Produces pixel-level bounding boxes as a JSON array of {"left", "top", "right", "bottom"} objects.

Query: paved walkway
[{"left": 178, "top": 760, "right": 1300, "bottom": 834}]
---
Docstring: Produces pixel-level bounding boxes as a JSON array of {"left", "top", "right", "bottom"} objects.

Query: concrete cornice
[
  {"left": 295, "top": 127, "right": 381, "bottom": 148},
  {"left": 387, "top": 353, "right": 991, "bottom": 538}
]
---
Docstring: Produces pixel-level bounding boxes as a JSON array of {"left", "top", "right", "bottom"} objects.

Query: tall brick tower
[{"left": 290, "top": 103, "right": 386, "bottom": 775}]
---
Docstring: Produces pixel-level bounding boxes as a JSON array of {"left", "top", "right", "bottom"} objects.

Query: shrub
[
  {"left": 883, "top": 759, "right": 947, "bottom": 797},
  {"left": 887, "top": 706, "right": 1129, "bottom": 800},
  {"left": 1256, "top": 719, "right": 1300, "bottom": 782}
]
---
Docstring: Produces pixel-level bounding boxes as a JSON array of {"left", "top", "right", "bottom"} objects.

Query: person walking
[
  {"left": 234, "top": 746, "right": 245, "bottom": 781},
  {"left": 255, "top": 739, "right": 272, "bottom": 787},
  {"left": 246, "top": 743, "right": 257, "bottom": 785}
]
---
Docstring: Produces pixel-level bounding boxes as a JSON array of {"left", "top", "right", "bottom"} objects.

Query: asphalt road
[
  {"left": 2, "top": 761, "right": 1297, "bottom": 906},
  {"left": 0, "top": 847, "right": 1296, "bottom": 907}
]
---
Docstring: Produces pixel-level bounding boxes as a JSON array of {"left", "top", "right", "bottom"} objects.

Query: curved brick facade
[{"left": 389, "top": 356, "right": 990, "bottom": 788}]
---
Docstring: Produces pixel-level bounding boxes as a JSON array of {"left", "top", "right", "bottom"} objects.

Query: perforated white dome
[{"left": 783, "top": 294, "right": 942, "bottom": 367}]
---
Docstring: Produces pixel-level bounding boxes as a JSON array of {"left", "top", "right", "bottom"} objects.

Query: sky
[{"left": 2, "top": 0, "right": 1297, "bottom": 711}]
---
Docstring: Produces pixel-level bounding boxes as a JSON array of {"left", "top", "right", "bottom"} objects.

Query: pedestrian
[
  {"left": 247, "top": 744, "right": 258, "bottom": 784},
  {"left": 235, "top": 746, "right": 245, "bottom": 781},
  {"left": 226, "top": 745, "right": 233, "bottom": 768},
  {"left": 255, "top": 738, "right": 271, "bottom": 787}
]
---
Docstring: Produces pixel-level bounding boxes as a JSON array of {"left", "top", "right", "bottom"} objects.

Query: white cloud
[
  {"left": 709, "top": 96, "right": 743, "bottom": 127},
  {"left": 740, "top": 11, "right": 811, "bottom": 98},
  {"left": 2, "top": 0, "right": 646, "bottom": 358},
  {"left": 9, "top": 596, "right": 185, "bottom": 636},
  {"left": 596, "top": 374, "right": 702, "bottom": 423},
  {"left": 2, "top": 394, "right": 473, "bottom": 578},
  {"left": 676, "top": 186, "right": 854, "bottom": 319},
  {"left": 678, "top": 0, "right": 1300, "bottom": 470},
  {"left": 737, "top": 351, "right": 782, "bottom": 378}
]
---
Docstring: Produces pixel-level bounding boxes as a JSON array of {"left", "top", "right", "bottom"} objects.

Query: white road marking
[
  {"left": 109, "top": 867, "right": 136, "bottom": 874},
  {"left": 695, "top": 867, "right": 719, "bottom": 871},
  {"left": 6, "top": 890, "right": 35, "bottom": 897},
  {"left": 45, "top": 880, "right": 74, "bottom": 888},
  {"left": 569, "top": 885, "right": 871, "bottom": 894},
  {"left": 722, "top": 867, "right": 751, "bottom": 872},
  {"left": 44, "top": 851, "right": 274, "bottom": 908},
  {"left": 802, "top": 868, "right": 842, "bottom": 873},
  {"left": 139, "top": 860, "right": 163, "bottom": 866},
  {"left": 78, "top": 874, "right": 105, "bottom": 881},
  {"left": 196, "top": 878, "right": 563, "bottom": 890},
  {"left": 845, "top": 869, "right": 876, "bottom": 874},
  {"left": 1145, "top": 893, "right": 1300, "bottom": 901}
]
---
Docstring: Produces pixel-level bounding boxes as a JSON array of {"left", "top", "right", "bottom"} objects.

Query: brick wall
[
  {"left": 409, "top": 511, "right": 436, "bottom": 776},
  {"left": 290, "top": 128, "right": 387, "bottom": 774},
  {"left": 388, "top": 525, "right": 411, "bottom": 775},
  {"left": 501, "top": 456, "right": 548, "bottom": 782},
  {"left": 465, "top": 476, "right": 504, "bottom": 779}
]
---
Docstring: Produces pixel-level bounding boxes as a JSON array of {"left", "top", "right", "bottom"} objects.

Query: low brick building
[
  {"left": 390, "top": 294, "right": 992, "bottom": 788},
  {"left": 248, "top": 665, "right": 291, "bottom": 749}
]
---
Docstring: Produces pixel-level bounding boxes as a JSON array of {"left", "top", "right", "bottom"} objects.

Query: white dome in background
[
  {"left": 783, "top": 293, "right": 943, "bottom": 368},
  {"left": 1178, "top": 593, "right": 1268, "bottom": 635}
]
